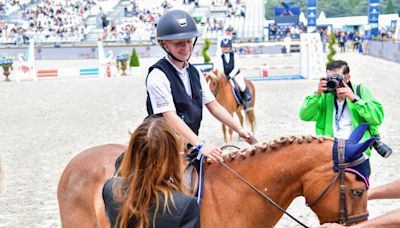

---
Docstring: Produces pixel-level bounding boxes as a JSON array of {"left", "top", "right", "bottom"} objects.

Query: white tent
[
  {"left": 299, "top": 12, "right": 307, "bottom": 25},
  {"left": 317, "top": 11, "right": 328, "bottom": 25}
]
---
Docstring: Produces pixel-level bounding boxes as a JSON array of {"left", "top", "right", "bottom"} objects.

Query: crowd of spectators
[
  {"left": 0, "top": 0, "right": 31, "bottom": 19},
  {"left": 0, "top": 0, "right": 112, "bottom": 45},
  {"left": 203, "top": 0, "right": 246, "bottom": 39},
  {"left": 0, "top": 0, "right": 250, "bottom": 45},
  {"left": 268, "top": 22, "right": 305, "bottom": 41},
  {"left": 104, "top": 0, "right": 247, "bottom": 43},
  {"left": 319, "top": 27, "right": 396, "bottom": 54},
  {"left": 101, "top": 0, "right": 197, "bottom": 43}
]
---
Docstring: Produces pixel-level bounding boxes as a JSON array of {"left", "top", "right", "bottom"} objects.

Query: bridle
[
  {"left": 220, "top": 138, "right": 368, "bottom": 227},
  {"left": 305, "top": 138, "right": 369, "bottom": 225}
]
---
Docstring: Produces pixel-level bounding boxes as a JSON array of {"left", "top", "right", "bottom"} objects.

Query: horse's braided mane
[{"left": 216, "top": 135, "right": 330, "bottom": 163}]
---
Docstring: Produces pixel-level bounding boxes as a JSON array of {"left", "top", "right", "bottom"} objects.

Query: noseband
[{"left": 306, "top": 139, "right": 369, "bottom": 225}]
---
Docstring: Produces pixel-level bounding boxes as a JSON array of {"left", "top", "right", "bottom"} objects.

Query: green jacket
[{"left": 299, "top": 84, "right": 384, "bottom": 156}]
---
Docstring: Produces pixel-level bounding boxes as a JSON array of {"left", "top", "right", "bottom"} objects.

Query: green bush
[
  {"left": 202, "top": 38, "right": 211, "bottom": 63},
  {"left": 130, "top": 48, "right": 140, "bottom": 67},
  {"left": 327, "top": 32, "right": 336, "bottom": 64}
]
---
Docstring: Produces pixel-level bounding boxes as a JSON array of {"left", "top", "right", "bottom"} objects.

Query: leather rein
[{"left": 220, "top": 138, "right": 368, "bottom": 227}]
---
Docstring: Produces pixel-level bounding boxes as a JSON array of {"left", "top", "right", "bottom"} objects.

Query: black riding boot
[{"left": 241, "top": 87, "right": 252, "bottom": 113}]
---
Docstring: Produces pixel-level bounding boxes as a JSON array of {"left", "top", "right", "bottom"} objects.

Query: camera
[
  {"left": 325, "top": 74, "right": 345, "bottom": 92},
  {"left": 372, "top": 136, "right": 393, "bottom": 158}
]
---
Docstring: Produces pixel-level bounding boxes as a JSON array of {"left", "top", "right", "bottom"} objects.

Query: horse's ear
[
  {"left": 345, "top": 137, "right": 377, "bottom": 160},
  {"left": 348, "top": 123, "right": 369, "bottom": 144}
]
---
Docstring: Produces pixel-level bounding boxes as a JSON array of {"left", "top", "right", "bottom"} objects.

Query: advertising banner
[
  {"left": 307, "top": 0, "right": 318, "bottom": 33},
  {"left": 368, "top": 0, "right": 380, "bottom": 37}
]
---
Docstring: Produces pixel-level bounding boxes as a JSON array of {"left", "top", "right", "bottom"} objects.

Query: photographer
[{"left": 299, "top": 60, "right": 390, "bottom": 157}]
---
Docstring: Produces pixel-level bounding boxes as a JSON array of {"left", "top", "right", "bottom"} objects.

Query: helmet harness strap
[{"left": 159, "top": 37, "right": 198, "bottom": 63}]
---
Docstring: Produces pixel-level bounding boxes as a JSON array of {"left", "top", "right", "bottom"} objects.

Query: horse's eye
[{"left": 350, "top": 189, "right": 364, "bottom": 198}]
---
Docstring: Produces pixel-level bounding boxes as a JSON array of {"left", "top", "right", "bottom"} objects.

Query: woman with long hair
[{"left": 102, "top": 117, "right": 200, "bottom": 228}]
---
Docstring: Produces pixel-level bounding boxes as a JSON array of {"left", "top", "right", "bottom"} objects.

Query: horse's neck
[
  {"left": 218, "top": 77, "right": 229, "bottom": 90},
  {"left": 217, "top": 77, "right": 234, "bottom": 101},
  {"left": 248, "top": 144, "right": 326, "bottom": 200}
]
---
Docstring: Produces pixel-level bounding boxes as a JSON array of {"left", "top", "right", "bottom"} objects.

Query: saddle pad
[{"left": 228, "top": 79, "right": 241, "bottom": 105}]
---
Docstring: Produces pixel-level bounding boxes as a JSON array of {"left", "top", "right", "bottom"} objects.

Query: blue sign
[
  {"left": 368, "top": 0, "right": 380, "bottom": 37},
  {"left": 274, "top": 6, "right": 301, "bottom": 17},
  {"left": 307, "top": 0, "right": 318, "bottom": 32},
  {"left": 193, "top": 63, "right": 214, "bottom": 73},
  {"left": 0, "top": 59, "right": 13, "bottom": 65}
]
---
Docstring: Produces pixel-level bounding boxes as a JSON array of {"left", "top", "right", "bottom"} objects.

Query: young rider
[
  {"left": 146, "top": 9, "right": 255, "bottom": 162},
  {"left": 217, "top": 38, "right": 252, "bottom": 112}
]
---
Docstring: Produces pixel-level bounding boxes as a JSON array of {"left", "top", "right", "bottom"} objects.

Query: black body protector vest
[
  {"left": 222, "top": 52, "right": 234, "bottom": 78},
  {"left": 146, "top": 58, "right": 203, "bottom": 135}
]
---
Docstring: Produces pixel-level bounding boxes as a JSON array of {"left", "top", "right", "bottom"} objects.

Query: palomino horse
[
  {"left": 58, "top": 125, "right": 374, "bottom": 227},
  {"left": 204, "top": 69, "right": 256, "bottom": 143}
]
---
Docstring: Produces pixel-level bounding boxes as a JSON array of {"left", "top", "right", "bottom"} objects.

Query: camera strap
[{"left": 334, "top": 97, "right": 347, "bottom": 131}]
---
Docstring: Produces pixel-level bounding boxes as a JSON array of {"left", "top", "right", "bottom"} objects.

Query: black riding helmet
[{"left": 157, "top": 9, "right": 200, "bottom": 62}]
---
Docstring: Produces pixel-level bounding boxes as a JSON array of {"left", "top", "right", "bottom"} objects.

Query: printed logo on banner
[{"left": 307, "top": 0, "right": 318, "bottom": 32}]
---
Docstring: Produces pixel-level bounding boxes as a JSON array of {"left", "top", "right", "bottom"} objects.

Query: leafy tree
[
  {"left": 327, "top": 31, "right": 336, "bottom": 64},
  {"left": 385, "top": 0, "right": 395, "bottom": 14},
  {"left": 202, "top": 38, "right": 211, "bottom": 63},
  {"left": 129, "top": 48, "right": 140, "bottom": 67}
]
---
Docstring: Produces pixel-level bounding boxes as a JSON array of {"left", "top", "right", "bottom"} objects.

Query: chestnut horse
[
  {"left": 58, "top": 130, "right": 373, "bottom": 227},
  {"left": 204, "top": 69, "right": 256, "bottom": 143}
]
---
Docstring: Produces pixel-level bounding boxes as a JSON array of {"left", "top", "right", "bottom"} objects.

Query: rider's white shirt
[
  {"left": 333, "top": 100, "right": 353, "bottom": 139},
  {"left": 215, "top": 52, "right": 246, "bottom": 91},
  {"left": 146, "top": 57, "right": 215, "bottom": 114}
]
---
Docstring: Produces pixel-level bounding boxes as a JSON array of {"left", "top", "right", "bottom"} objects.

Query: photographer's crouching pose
[{"left": 299, "top": 60, "right": 391, "bottom": 157}]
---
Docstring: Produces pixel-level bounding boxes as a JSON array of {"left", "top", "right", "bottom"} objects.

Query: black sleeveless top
[
  {"left": 146, "top": 58, "right": 203, "bottom": 135},
  {"left": 222, "top": 52, "right": 235, "bottom": 77}
]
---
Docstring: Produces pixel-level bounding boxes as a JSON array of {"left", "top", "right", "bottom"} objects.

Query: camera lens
[
  {"left": 326, "top": 79, "right": 338, "bottom": 91},
  {"left": 373, "top": 139, "right": 393, "bottom": 158}
]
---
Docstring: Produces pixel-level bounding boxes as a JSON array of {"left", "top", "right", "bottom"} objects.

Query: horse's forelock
[
  {"left": 205, "top": 71, "right": 218, "bottom": 81},
  {"left": 214, "top": 70, "right": 227, "bottom": 80}
]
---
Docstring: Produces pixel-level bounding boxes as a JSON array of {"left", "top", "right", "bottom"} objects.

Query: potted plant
[
  {"left": 202, "top": 38, "right": 211, "bottom": 63},
  {"left": 327, "top": 32, "right": 336, "bottom": 64},
  {"left": 116, "top": 53, "right": 130, "bottom": 76},
  {"left": 129, "top": 48, "right": 140, "bottom": 76},
  {"left": 0, "top": 54, "right": 14, "bottom": 82}
]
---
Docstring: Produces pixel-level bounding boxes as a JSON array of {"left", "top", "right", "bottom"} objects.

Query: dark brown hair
[{"left": 326, "top": 60, "right": 350, "bottom": 75}]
